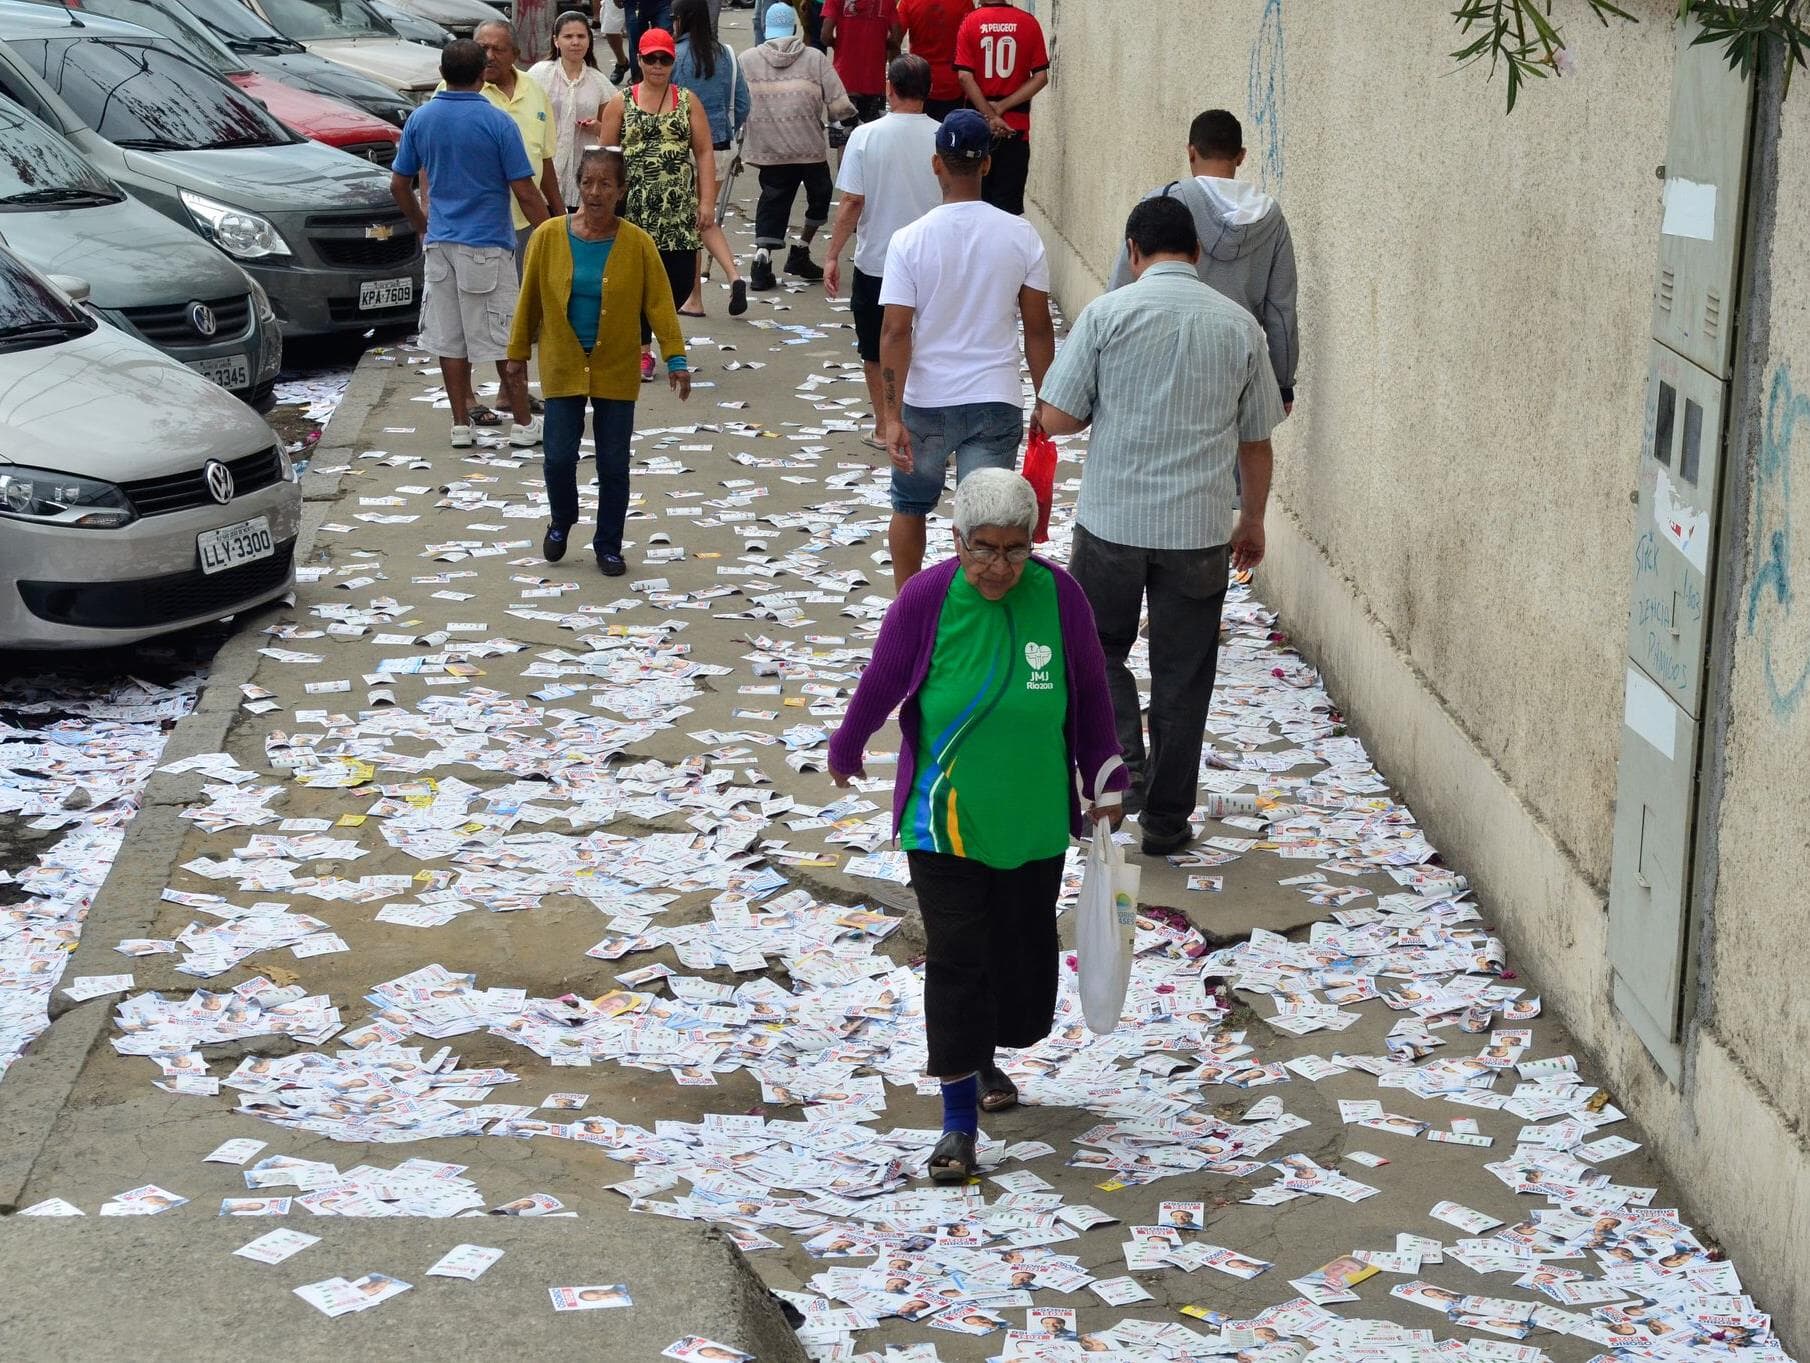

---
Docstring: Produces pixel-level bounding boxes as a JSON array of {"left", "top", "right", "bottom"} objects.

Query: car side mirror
[{"left": 47, "top": 273, "right": 91, "bottom": 303}]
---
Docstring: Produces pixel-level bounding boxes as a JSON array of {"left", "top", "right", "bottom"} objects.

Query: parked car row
[{"left": 0, "top": 0, "right": 512, "bottom": 645}]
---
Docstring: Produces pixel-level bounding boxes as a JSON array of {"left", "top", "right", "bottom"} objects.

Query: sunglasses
[{"left": 641, "top": 51, "right": 674, "bottom": 64}]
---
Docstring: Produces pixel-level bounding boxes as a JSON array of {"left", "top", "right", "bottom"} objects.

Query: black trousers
[
  {"left": 1069, "top": 524, "right": 1228, "bottom": 843},
  {"left": 753, "top": 162, "right": 834, "bottom": 248},
  {"left": 924, "top": 97, "right": 963, "bottom": 121},
  {"left": 640, "top": 248, "right": 697, "bottom": 344},
  {"left": 981, "top": 134, "right": 1030, "bottom": 216},
  {"left": 910, "top": 850, "right": 1064, "bottom": 1076}
]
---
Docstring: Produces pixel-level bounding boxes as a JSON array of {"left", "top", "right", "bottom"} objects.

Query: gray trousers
[{"left": 1069, "top": 524, "right": 1229, "bottom": 842}]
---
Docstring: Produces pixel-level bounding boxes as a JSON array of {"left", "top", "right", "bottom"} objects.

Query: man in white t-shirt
[
  {"left": 824, "top": 54, "right": 940, "bottom": 453},
  {"left": 878, "top": 108, "right": 1054, "bottom": 591}
]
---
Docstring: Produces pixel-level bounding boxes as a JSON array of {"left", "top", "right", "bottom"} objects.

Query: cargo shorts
[{"left": 418, "top": 242, "right": 517, "bottom": 365}]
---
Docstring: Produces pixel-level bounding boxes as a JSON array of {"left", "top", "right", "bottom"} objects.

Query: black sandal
[
  {"left": 979, "top": 1064, "right": 1018, "bottom": 1113},
  {"left": 467, "top": 404, "right": 503, "bottom": 426},
  {"left": 927, "top": 1130, "right": 977, "bottom": 1184}
]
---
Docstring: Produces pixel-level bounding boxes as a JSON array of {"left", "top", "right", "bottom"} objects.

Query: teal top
[
  {"left": 901, "top": 562, "right": 1071, "bottom": 869},
  {"left": 566, "top": 228, "right": 615, "bottom": 352}
]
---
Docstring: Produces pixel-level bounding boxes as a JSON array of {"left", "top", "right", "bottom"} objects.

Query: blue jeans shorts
[{"left": 890, "top": 401, "right": 1024, "bottom": 517}]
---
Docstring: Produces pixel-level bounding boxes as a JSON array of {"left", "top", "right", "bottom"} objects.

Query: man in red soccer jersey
[
  {"left": 892, "top": 0, "right": 971, "bottom": 120},
  {"left": 953, "top": 0, "right": 1048, "bottom": 215},
  {"left": 821, "top": 0, "right": 901, "bottom": 124}
]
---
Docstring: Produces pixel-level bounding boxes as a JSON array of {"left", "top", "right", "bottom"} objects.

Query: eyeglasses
[
  {"left": 963, "top": 542, "right": 1032, "bottom": 567},
  {"left": 641, "top": 52, "right": 674, "bottom": 65}
]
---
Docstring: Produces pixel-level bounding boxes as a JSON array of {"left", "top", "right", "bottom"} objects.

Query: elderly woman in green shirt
[{"left": 828, "top": 469, "right": 1129, "bottom": 1182}]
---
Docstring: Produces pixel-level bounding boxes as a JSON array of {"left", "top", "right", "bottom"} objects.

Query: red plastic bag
[{"left": 1021, "top": 431, "right": 1057, "bottom": 543}]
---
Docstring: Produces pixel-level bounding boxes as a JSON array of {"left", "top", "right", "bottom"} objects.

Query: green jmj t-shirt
[{"left": 901, "top": 562, "right": 1071, "bottom": 869}]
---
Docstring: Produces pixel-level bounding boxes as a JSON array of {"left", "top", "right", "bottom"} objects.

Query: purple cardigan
[{"left": 828, "top": 556, "right": 1130, "bottom": 838}]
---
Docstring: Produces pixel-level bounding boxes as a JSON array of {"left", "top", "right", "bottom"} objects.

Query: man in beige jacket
[{"left": 742, "top": 2, "right": 855, "bottom": 289}]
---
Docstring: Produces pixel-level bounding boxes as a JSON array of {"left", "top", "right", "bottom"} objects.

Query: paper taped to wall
[
  {"left": 1655, "top": 467, "right": 1710, "bottom": 574},
  {"left": 1661, "top": 177, "right": 1716, "bottom": 241},
  {"left": 1625, "top": 665, "right": 1678, "bottom": 760}
]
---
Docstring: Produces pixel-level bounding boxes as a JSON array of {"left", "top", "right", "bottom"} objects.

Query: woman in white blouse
[{"left": 530, "top": 12, "right": 615, "bottom": 212}]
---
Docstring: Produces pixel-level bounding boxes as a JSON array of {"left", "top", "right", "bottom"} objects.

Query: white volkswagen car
[{"left": 0, "top": 247, "right": 302, "bottom": 648}]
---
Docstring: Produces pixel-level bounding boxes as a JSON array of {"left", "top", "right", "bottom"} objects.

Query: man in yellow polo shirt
[{"left": 473, "top": 19, "right": 561, "bottom": 270}]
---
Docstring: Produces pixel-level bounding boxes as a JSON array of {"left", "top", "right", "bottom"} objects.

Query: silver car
[
  {"left": 0, "top": 246, "right": 301, "bottom": 649},
  {"left": 0, "top": 99, "right": 282, "bottom": 405},
  {"left": 241, "top": 0, "right": 441, "bottom": 99}
]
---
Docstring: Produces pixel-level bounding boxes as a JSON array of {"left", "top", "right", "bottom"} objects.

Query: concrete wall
[{"left": 1028, "top": 0, "right": 1810, "bottom": 1342}]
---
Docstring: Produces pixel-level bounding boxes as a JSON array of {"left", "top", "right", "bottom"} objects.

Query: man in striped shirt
[{"left": 1035, "top": 195, "right": 1284, "bottom": 857}]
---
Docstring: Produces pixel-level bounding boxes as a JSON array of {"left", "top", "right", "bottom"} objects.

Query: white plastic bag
[{"left": 1076, "top": 823, "right": 1140, "bottom": 1035}]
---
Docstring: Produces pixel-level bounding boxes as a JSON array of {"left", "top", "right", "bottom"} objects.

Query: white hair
[{"left": 953, "top": 468, "right": 1036, "bottom": 540}]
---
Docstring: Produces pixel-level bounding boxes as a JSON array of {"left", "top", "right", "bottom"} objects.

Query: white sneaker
[
  {"left": 509, "top": 416, "right": 543, "bottom": 447},
  {"left": 450, "top": 424, "right": 474, "bottom": 448}
]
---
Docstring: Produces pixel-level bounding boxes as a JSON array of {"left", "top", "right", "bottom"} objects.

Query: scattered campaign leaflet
[
  {"left": 234, "top": 1228, "right": 320, "bottom": 1264},
  {"left": 549, "top": 1285, "right": 633, "bottom": 1311},
  {"left": 427, "top": 1245, "right": 504, "bottom": 1281}
]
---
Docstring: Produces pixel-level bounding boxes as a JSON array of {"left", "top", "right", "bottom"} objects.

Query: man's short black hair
[
  {"left": 1125, "top": 195, "right": 1198, "bottom": 258},
  {"left": 441, "top": 38, "right": 486, "bottom": 86},
  {"left": 888, "top": 53, "right": 931, "bottom": 102},
  {"left": 1188, "top": 108, "right": 1243, "bottom": 159}
]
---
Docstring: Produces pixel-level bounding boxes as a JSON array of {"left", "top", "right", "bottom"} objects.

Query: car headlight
[
  {"left": 405, "top": 86, "right": 434, "bottom": 107},
  {"left": 0, "top": 467, "right": 137, "bottom": 529},
  {"left": 180, "top": 191, "right": 292, "bottom": 259},
  {"left": 245, "top": 274, "right": 277, "bottom": 323},
  {"left": 364, "top": 97, "right": 411, "bottom": 128}
]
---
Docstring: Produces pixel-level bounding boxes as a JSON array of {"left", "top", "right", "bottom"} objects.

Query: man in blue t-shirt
[{"left": 391, "top": 39, "right": 549, "bottom": 449}]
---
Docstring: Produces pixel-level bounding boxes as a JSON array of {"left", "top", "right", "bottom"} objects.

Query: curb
[{"left": 0, "top": 353, "right": 389, "bottom": 1213}]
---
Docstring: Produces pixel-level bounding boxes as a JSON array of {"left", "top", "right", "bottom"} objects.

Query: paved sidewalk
[{"left": 0, "top": 37, "right": 1788, "bottom": 1360}]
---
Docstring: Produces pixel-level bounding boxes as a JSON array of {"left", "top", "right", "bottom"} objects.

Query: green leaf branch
[{"left": 1451, "top": 0, "right": 1809, "bottom": 109}]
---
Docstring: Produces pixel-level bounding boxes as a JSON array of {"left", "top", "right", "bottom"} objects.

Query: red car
[
  {"left": 51, "top": 0, "right": 400, "bottom": 162},
  {"left": 230, "top": 66, "right": 399, "bottom": 164}
]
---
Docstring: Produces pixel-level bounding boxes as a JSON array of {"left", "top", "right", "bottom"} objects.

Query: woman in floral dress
[{"left": 597, "top": 26, "right": 717, "bottom": 379}]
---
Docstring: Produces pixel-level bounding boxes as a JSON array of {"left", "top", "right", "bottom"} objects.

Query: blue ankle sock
[{"left": 940, "top": 1073, "right": 979, "bottom": 1138}]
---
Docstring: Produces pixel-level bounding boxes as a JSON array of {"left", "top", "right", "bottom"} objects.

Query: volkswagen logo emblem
[
  {"left": 203, "top": 460, "right": 234, "bottom": 505},
  {"left": 189, "top": 302, "right": 217, "bottom": 337}
]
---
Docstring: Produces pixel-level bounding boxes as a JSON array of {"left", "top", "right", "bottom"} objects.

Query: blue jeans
[
  {"left": 625, "top": 0, "right": 672, "bottom": 80},
  {"left": 544, "top": 395, "right": 637, "bottom": 556},
  {"left": 890, "top": 401, "right": 1024, "bottom": 516}
]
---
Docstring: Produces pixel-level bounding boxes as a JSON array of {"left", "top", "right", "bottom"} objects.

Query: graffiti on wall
[
  {"left": 1745, "top": 361, "right": 1810, "bottom": 716},
  {"left": 1246, "top": 0, "right": 1286, "bottom": 191}
]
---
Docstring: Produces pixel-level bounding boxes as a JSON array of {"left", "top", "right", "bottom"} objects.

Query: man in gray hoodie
[
  {"left": 1108, "top": 109, "right": 1298, "bottom": 411},
  {"left": 744, "top": 2, "right": 857, "bottom": 289}
]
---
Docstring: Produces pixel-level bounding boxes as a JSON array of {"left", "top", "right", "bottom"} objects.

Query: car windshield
[
  {"left": 0, "top": 103, "right": 123, "bottom": 208},
  {"left": 71, "top": 0, "right": 249, "bottom": 76},
  {"left": 256, "top": 0, "right": 394, "bottom": 41},
  {"left": 0, "top": 248, "right": 94, "bottom": 350},
  {"left": 174, "top": 0, "right": 302, "bottom": 51},
  {"left": 34, "top": 38, "right": 290, "bottom": 151}
]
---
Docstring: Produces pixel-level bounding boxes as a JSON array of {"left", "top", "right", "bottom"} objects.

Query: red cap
[{"left": 638, "top": 26, "right": 675, "bottom": 56}]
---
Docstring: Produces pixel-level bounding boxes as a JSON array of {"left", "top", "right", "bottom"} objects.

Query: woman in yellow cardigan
[{"left": 509, "top": 147, "right": 691, "bottom": 576}]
